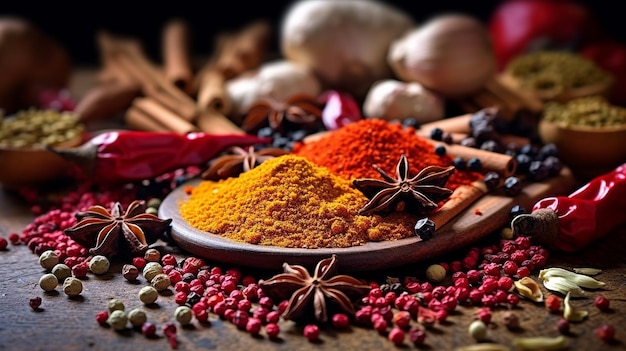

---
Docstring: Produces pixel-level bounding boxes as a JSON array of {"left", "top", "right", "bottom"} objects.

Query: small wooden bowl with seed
[
  {"left": 0, "top": 136, "right": 84, "bottom": 189},
  {"left": 0, "top": 110, "right": 86, "bottom": 189}
]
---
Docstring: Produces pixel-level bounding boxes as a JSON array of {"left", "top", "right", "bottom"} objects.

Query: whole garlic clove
[
  {"left": 388, "top": 13, "right": 496, "bottom": 98},
  {"left": 363, "top": 79, "right": 445, "bottom": 123},
  {"left": 226, "top": 60, "right": 322, "bottom": 117},
  {"left": 280, "top": 0, "right": 414, "bottom": 98}
]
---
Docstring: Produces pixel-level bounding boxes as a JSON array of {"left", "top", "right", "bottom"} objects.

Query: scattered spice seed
[
  {"left": 388, "top": 327, "right": 405, "bottom": 345},
  {"left": 303, "top": 324, "right": 320, "bottom": 342},
  {"left": 468, "top": 320, "right": 488, "bottom": 341},
  {"left": 594, "top": 295, "right": 611, "bottom": 311},
  {"left": 62, "top": 277, "right": 83, "bottom": 297},
  {"left": 556, "top": 319, "right": 570, "bottom": 334},
  {"left": 39, "top": 250, "right": 59, "bottom": 270},
  {"left": 29, "top": 296, "right": 42, "bottom": 310},
  {"left": 122, "top": 264, "right": 139, "bottom": 281},
  {"left": 95, "top": 310, "right": 109, "bottom": 325},
  {"left": 141, "top": 322, "right": 157, "bottom": 337},
  {"left": 107, "top": 310, "right": 128, "bottom": 331},
  {"left": 265, "top": 323, "right": 280, "bottom": 339},
  {"left": 89, "top": 255, "right": 110, "bottom": 275},
  {"left": 39, "top": 273, "right": 58, "bottom": 292},
  {"left": 128, "top": 308, "right": 147, "bottom": 328},
  {"left": 544, "top": 294, "right": 561, "bottom": 313},
  {"left": 425, "top": 264, "right": 447, "bottom": 283},
  {"left": 0, "top": 237, "right": 8, "bottom": 250},
  {"left": 595, "top": 324, "right": 616, "bottom": 342},
  {"left": 138, "top": 286, "right": 159, "bottom": 305},
  {"left": 108, "top": 299, "right": 125, "bottom": 313},
  {"left": 162, "top": 322, "right": 178, "bottom": 349}
]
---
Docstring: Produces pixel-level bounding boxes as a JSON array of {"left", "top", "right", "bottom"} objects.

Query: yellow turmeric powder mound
[{"left": 179, "top": 154, "right": 417, "bottom": 248}]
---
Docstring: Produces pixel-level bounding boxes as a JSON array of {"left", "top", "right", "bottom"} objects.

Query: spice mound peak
[{"left": 179, "top": 154, "right": 417, "bottom": 248}]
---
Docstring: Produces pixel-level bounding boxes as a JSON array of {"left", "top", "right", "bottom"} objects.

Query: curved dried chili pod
[{"left": 48, "top": 130, "right": 270, "bottom": 184}]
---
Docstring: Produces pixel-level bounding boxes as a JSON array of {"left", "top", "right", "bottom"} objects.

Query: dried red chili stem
[{"left": 48, "top": 130, "right": 270, "bottom": 184}]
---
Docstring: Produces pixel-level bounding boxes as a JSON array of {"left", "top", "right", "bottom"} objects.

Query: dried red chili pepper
[
  {"left": 511, "top": 162, "right": 626, "bottom": 252},
  {"left": 49, "top": 131, "right": 270, "bottom": 184}
]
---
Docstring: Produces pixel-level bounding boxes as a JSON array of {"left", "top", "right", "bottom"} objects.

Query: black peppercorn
[
  {"left": 509, "top": 204, "right": 528, "bottom": 222},
  {"left": 434, "top": 144, "right": 447, "bottom": 156},
  {"left": 468, "top": 157, "right": 482, "bottom": 171},
  {"left": 453, "top": 157, "right": 467, "bottom": 171},
  {"left": 430, "top": 127, "right": 444, "bottom": 141},
  {"left": 415, "top": 217, "right": 435, "bottom": 241},
  {"left": 528, "top": 160, "right": 549, "bottom": 181},
  {"left": 483, "top": 171, "right": 501, "bottom": 190},
  {"left": 185, "top": 292, "right": 202, "bottom": 307},
  {"left": 504, "top": 176, "right": 523, "bottom": 196}
]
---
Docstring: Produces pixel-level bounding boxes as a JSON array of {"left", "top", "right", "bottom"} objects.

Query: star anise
[
  {"left": 241, "top": 93, "right": 322, "bottom": 133},
  {"left": 64, "top": 200, "right": 172, "bottom": 258},
  {"left": 353, "top": 155, "right": 455, "bottom": 216},
  {"left": 259, "top": 255, "right": 370, "bottom": 324},
  {"left": 201, "top": 145, "right": 289, "bottom": 181}
]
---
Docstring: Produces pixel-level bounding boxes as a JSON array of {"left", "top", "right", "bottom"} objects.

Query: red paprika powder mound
[{"left": 292, "top": 119, "right": 481, "bottom": 190}]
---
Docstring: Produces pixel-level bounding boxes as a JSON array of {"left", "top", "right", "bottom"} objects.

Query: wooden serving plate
[{"left": 159, "top": 168, "right": 579, "bottom": 273}]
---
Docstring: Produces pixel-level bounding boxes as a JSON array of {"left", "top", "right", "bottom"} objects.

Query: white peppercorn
[
  {"left": 89, "top": 255, "right": 110, "bottom": 275},
  {"left": 39, "top": 273, "right": 59, "bottom": 292},
  {"left": 62, "top": 277, "right": 83, "bottom": 297},
  {"left": 175, "top": 305, "right": 193, "bottom": 325},
  {"left": 121, "top": 264, "right": 139, "bottom": 281},
  {"left": 425, "top": 264, "right": 447, "bottom": 283},
  {"left": 39, "top": 250, "right": 59, "bottom": 271},
  {"left": 145, "top": 207, "right": 159, "bottom": 216},
  {"left": 151, "top": 273, "right": 171, "bottom": 292},
  {"left": 144, "top": 248, "right": 161, "bottom": 262},
  {"left": 108, "top": 298, "right": 125, "bottom": 313},
  {"left": 51, "top": 263, "right": 72, "bottom": 282},
  {"left": 128, "top": 308, "right": 147, "bottom": 327},
  {"left": 143, "top": 262, "right": 163, "bottom": 281},
  {"left": 107, "top": 310, "right": 128, "bottom": 331},
  {"left": 138, "top": 286, "right": 159, "bottom": 305},
  {"left": 468, "top": 320, "right": 488, "bottom": 341}
]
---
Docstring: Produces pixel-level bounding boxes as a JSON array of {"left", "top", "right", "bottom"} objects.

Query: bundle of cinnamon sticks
[{"left": 74, "top": 19, "right": 272, "bottom": 135}]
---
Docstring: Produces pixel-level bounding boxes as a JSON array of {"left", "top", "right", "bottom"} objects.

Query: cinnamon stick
[
  {"left": 195, "top": 20, "right": 271, "bottom": 115},
  {"left": 132, "top": 97, "right": 199, "bottom": 135},
  {"left": 212, "top": 20, "right": 272, "bottom": 79},
  {"left": 431, "top": 140, "right": 518, "bottom": 178},
  {"left": 74, "top": 82, "right": 141, "bottom": 124},
  {"left": 196, "top": 67, "right": 233, "bottom": 115},
  {"left": 196, "top": 108, "right": 245, "bottom": 135},
  {"left": 430, "top": 181, "right": 488, "bottom": 230},
  {"left": 162, "top": 19, "right": 194, "bottom": 95},
  {"left": 124, "top": 106, "right": 171, "bottom": 132}
]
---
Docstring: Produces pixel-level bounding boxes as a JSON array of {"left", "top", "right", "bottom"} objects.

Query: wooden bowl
[
  {"left": 0, "top": 136, "right": 83, "bottom": 189},
  {"left": 538, "top": 119, "right": 626, "bottom": 179}
]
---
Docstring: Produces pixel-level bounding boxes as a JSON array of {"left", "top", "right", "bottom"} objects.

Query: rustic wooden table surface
[
  {"left": 1, "top": 70, "right": 625, "bottom": 351},
  {"left": 1, "top": 183, "right": 625, "bottom": 351}
]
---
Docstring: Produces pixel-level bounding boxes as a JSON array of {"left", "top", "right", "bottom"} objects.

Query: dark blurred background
[{"left": 1, "top": 0, "right": 622, "bottom": 66}]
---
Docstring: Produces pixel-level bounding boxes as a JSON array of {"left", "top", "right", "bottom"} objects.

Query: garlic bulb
[
  {"left": 280, "top": 0, "right": 414, "bottom": 98},
  {"left": 363, "top": 79, "right": 445, "bottom": 123},
  {"left": 388, "top": 13, "right": 496, "bottom": 98},
  {"left": 226, "top": 60, "right": 322, "bottom": 117}
]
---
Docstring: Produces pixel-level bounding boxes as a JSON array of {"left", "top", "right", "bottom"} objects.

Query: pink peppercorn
[
  {"left": 466, "top": 270, "right": 482, "bottom": 284},
  {"left": 303, "top": 324, "right": 320, "bottom": 341},
  {"left": 506, "top": 293, "right": 520, "bottom": 306},
  {"left": 516, "top": 266, "right": 531, "bottom": 278},
  {"left": 408, "top": 327, "right": 427, "bottom": 345},
  {"left": 168, "top": 270, "right": 183, "bottom": 284},
  {"left": 502, "top": 260, "right": 518, "bottom": 276},
  {"left": 238, "top": 299, "right": 252, "bottom": 312},
  {"left": 162, "top": 323, "right": 178, "bottom": 349},
  {"left": 435, "top": 309, "right": 448, "bottom": 323},
  {"left": 450, "top": 260, "right": 462, "bottom": 273},
  {"left": 0, "top": 237, "right": 8, "bottom": 250},
  {"left": 373, "top": 318, "right": 388, "bottom": 333},
  {"left": 594, "top": 295, "right": 611, "bottom": 311},
  {"left": 195, "top": 309, "right": 209, "bottom": 323},
  {"left": 231, "top": 310, "right": 250, "bottom": 329},
  {"left": 72, "top": 262, "right": 89, "bottom": 278},
  {"left": 332, "top": 313, "right": 350, "bottom": 329},
  {"left": 476, "top": 307, "right": 492, "bottom": 324},
  {"left": 545, "top": 295, "right": 561, "bottom": 313},
  {"left": 393, "top": 311, "right": 412, "bottom": 329},
  {"left": 497, "top": 276, "right": 514, "bottom": 291},
  {"left": 455, "top": 287, "right": 470, "bottom": 302},
  {"left": 95, "top": 310, "right": 109, "bottom": 325},
  {"left": 29, "top": 296, "right": 42, "bottom": 310},
  {"left": 483, "top": 263, "right": 501, "bottom": 276},
  {"left": 480, "top": 277, "right": 499, "bottom": 293},
  {"left": 388, "top": 327, "right": 405, "bottom": 345},
  {"left": 132, "top": 257, "right": 146, "bottom": 270},
  {"left": 556, "top": 319, "right": 570, "bottom": 334},
  {"left": 246, "top": 317, "right": 262, "bottom": 335},
  {"left": 174, "top": 291, "right": 188, "bottom": 305},
  {"left": 469, "top": 289, "right": 484, "bottom": 305},
  {"left": 277, "top": 299, "right": 289, "bottom": 314},
  {"left": 161, "top": 253, "right": 177, "bottom": 266},
  {"left": 8, "top": 233, "right": 20, "bottom": 245},
  {"left": 266, "top": 311, "right": 280, "bottom": 324},
  {"left": 441, "top": 295, "right": 457, "bottom": 311},
  {"left": 265, "top": 323, "right": 280, "bottom": 338},
  {"left": 595, "top": 325, "right": 616, "bottom": 342},
  {"left": 405, "top": 281, "right": 421, "bottom": 294}
]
